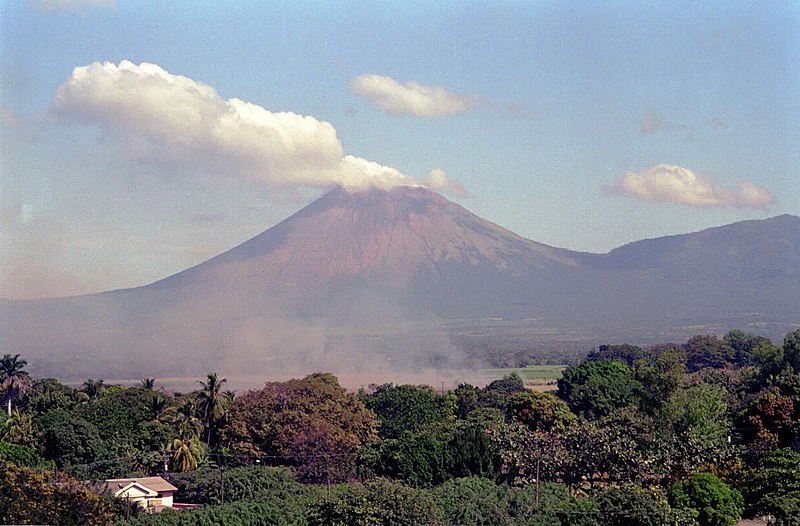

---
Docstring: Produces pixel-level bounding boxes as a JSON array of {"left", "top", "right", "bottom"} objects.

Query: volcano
[{"left": 1, "top": 186, "right": 799, "bottom": 381}]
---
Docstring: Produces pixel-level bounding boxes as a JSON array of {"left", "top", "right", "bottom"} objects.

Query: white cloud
[
  {"left": 350, "top": 74, "right": 482, "bottom": 116},
  {"left": 607, "top": 164, "right": 775, "bottom": 209},
  {"left": 423, "top": 169, "right": 470, "bottom": 198},
  {"left": 53, "top": 61, "right": 458, "bottom": 192}
]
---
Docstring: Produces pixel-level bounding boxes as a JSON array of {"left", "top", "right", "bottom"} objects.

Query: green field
[{"left": 483, "top": 364, "right": 565, "bottom": 390}]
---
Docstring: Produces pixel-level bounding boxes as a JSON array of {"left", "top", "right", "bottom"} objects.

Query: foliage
[
  {"left": 506, "top": 390, "right": 576, "bottom": 432},
  {"left": 661, "top": 384, "right": 730, "bottom": 444},
  {"left": 0, "top": 409, "right": 37, "bottom": 447},
  {"left": 487, "top": 420, "right": 568, "bottom": 486},
  {"left": 667, "top": 472, "right": 743, "bottom": 526},
  {"left": 562, "top": 408, "right": 664, "bottom": 487},
  {"left": 784, "top": 329, "right": 800, "bottom": 374},
  {"left": 592, "top": 484, "right": 683, "bottom": 526},
  {"left": 634, "top": 348, "right": 685, "bottom": 413},
  {"left": 0, "top": 462, "right": 112, "bottom": 526},
  {"left": 37, "top": 409, "right": 107, "bottom": 469},
  {"left": 361, "top": 431, "right": 449, "bottom": 488},
  {"left": 761, "top": 496, "right": 800, "bottom": 526},
  {"left": 724, "top": 329, "right": 775, "bottom": 368},
  {"left": 478, "top": 373, "right": 527, "bottom": 412},
  {"left": 222, "top": 373, "right": 377, "bottom": 483},
  {"left": 453, "top": 383, "right": 481, "bottom": 418},
  {"left": 195, "top": 372, "right": 228, "bottom": 448},
  {"left": 684, "top": 335, "right": 736, "bottom": 372},
  {"left": 361, "top": 383, "right": 451, "bottom": 439},
  {"left": 557, "top": 360, "right": 642, "bottom": 420},
  {"left": 0, "top": 353, "right": 31, "bottom": 416},
  {"left": 75, "top": 387, "right": 154, "bottom": 447},
  {"left": 20, "top": 377, "right": 76, "bottom": 414},
  {"left": 170, "top": 465, "right": 312, "bottom": 506},
  {"left": 0, "top": 440, "right": 47, "bottom": 467},
  {"left": 430, "top": 476, "right": 513, "bottom": 526},
  {"left": 587, "top": 344, "right": 648, "bottom": 367},
  {"left": 447, "top": 423, "right": 498, "bottom": 479},
  {"left": 81, "top": 378, "right": 108, "bottom": 399},
  {"left": 744, "top": 448, "right": 800, "bottom": 517},
  {"left": 659, "top": 383, "right": 733, "bottom": 478},
  {"left": 737, "top": 387, "right": 795, "bottom": 450},
  {"left": 169, "top": 422, "right": 205, "bottom": 472},
  {"left": 307, "top": 496, "right": 381, "bottom": 526},
  {"left": 431, "top": 477, "right": 598, "bottom": 526},
  {"left": 288, "top": 419, "right": 364, "bottom": 483},
  {"left": 308, "top": 478, "right": 441, "bottom": 526},
  {"left": 117, "top": 499, "right": 311, "bottom": 526},
  {"left": 8, "top": 330, "right": 800, "bottom": 523}
]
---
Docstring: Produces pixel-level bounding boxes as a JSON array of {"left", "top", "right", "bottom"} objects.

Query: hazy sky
[{"left": 2, "top": 0, "right": 798, "bottom": 299}]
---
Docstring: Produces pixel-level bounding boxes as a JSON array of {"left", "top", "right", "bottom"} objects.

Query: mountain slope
[
  {"left": 150, "top": 186, "right": 580, "bottom": 289},
  {"left": 1, "top": 187, "right": 798, "bottom": 380}
]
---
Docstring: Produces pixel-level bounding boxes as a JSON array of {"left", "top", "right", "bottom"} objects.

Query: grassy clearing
[{"left": 483, "top": 364, "right": 566, "bottom": 389}]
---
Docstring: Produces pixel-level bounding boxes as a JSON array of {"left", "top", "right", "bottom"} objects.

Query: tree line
[{"left": 1, "top": 328, "right": 800, "bottom": 524}]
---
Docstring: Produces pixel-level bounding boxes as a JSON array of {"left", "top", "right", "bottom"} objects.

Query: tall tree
[
  {"left": 80, "top": 378, "right": 106, "bottom": 400},
  {"left": 196, "top": 372, "right": 227, "bottom": 448},
  {"left": 223, "top": 373, "right": 377, "bottom": 483},
  {"left": 557, "top": 360, "right": 642, "bottom": 420},
  {"left": 784, "top": 329, "right": 800, "bottom": 373},
  {"left": 0, "top": 409, "right": 37, "bottom": 447},
  {"left": 362, "top": 383, "right": 450, "bottom": 439},
  {"left": 0, "top": 354, "right": 31, "bottom": 417},
  {"left": 169, "top": 422, "right": 204, "bottom": 472}
]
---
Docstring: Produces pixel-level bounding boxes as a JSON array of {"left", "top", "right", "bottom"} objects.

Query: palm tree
[
  {"left": 169, "top": 422, "right": 204, "bottom": 472},
  {"left": 223, "top": 390, "right": 237, "bottom": 405},
  {"left": 164, "top": 398, "right": 203, "bottom": 437},
  {"left": 140, "top": 377, "right": 156, "bottom": 390},
  {"left": 147, "top": 393, "right": 169, "bottom": 421},
  {"left": 0, "top": 354, "right": 31, "bottom": 417},
  {"left": 196, "top": 373, "right": 227, "bottom": 448},
  {"left": 81, "top": 378, "right": 106, "bottom": 400}
]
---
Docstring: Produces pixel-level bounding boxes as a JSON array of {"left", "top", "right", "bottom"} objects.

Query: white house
[{"left": 104, "top": 476, "right": 178, "bottom": 512}]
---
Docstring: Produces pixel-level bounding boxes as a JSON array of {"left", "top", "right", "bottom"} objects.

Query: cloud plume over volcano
[{"left": 53, "top": 61, "right": 459, "bottom": 192}]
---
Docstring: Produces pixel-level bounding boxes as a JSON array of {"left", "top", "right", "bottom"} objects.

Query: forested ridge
[{"left": 2, "top": 328, "right": 800, "bottom": 525}]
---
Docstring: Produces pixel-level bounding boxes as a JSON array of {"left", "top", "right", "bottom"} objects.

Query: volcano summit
[{"left": 2, "top": 186, "right": 799, "bottom": 381}]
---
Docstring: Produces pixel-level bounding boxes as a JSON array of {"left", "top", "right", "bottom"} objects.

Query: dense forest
[{"left": 2, "top": 328, "right": 800, "bottom": 525}]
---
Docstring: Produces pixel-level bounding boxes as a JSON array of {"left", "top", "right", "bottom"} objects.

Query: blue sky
[{"left": 1, "top": 0, "right": 798, "bottom": 299}]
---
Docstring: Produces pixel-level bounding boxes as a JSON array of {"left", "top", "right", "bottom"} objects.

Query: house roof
[
  {"left": 104, "top": 476, "right": 178, "bottom": 494},
  {"left": 113, "top": 482, "right": 158, "bottom": 499}
]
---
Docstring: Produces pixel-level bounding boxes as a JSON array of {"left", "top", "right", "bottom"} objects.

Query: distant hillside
[{"left": 1, "top": 187, "right": 798, "bottom": 380}]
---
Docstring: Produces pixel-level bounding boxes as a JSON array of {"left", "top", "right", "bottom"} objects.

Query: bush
[
  {"left": 431, "top": 477, "right": 511, "bottom": 526},
  {"left": 308, "top": 478, "right": 441, "bottom": 526},
  {"left": 0, "top": 441, "right": 48, "bottom": 468},
  {"left": 668, "top": 472, "right": 743, "bottom": 526},
  {"left": 116, "top": 500, "right": 307, "bottom": 526},
  {"left": 0, "top": 463, "right": 112, "bottom": 526},
  {"left": 593, "top": 484, "right": 676, "bottom": 526},
  {"left": 169, "top": 465, "right": 310, "bottom": 506},
  {"left": 557, "top": 360, "right": 641, "bottom": 419}
]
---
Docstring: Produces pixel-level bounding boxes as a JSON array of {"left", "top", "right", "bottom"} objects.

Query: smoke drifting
[
  {"left": 607, "top": 163, "right": 775, "bottom": 209},
  {"left": 53, "top": 61, "right": 462, "bottom": 193}
]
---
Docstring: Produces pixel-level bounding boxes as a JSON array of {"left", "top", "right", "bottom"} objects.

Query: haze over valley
[{"left": 2, "top": 186, "right": 798, "bottom": 385}]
